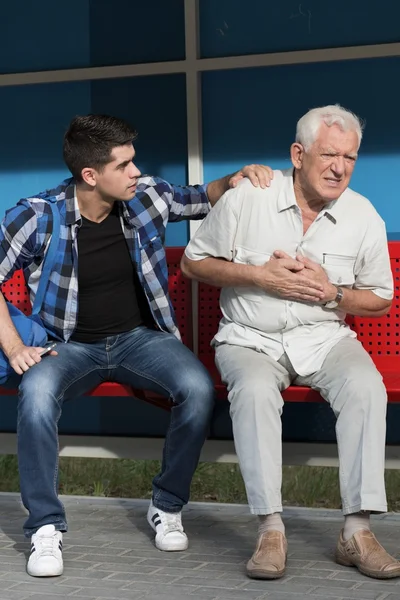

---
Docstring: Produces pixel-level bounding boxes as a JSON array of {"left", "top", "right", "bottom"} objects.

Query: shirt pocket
[
  {"left": 234, "top": 246, "right": 272, "bottom": 267},
  {"left": 322, "top": 253, "right": 356, "bottom": 286},
  {"left": 138, "top": 234, "right": 166, "bottom": 288},
  {"left": 139, "top": 234, "right": 164, "bottom": 255},
  {"left": 233, "top": 246, "right": 271, "bottom": 301}
]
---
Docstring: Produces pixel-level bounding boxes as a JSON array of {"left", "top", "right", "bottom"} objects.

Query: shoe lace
[
  {"left": 161, "top": 512, "right": 183, "bottom": 533},
  {"left": 35, "top": 535, "right": 59, "bottom": 557}
]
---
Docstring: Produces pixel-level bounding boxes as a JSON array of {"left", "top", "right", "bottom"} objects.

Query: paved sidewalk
[{"left": 0, "top": 493, "right": 399, "bottom": 599}]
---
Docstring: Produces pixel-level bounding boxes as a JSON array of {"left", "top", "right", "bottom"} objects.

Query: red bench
[
  {"left": 2, "top": 243, "right": 400, "bottom": 404},
  {"left": 0, "top": 244, "right": 399, "bottom": 466}
]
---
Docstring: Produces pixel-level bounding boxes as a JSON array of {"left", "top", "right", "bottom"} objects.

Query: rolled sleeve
[
  {"left": 184, "top": 191, "right": 239, "bottom": 262},
  {"left": 354, "top": 216, "right": 393, "bottom": 300},
  {"left": 0, "top": 204, "right": 37, "bottom": 285}
]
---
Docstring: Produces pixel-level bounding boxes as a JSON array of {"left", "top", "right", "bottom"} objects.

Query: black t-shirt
[{"left": 71, "top": 204, "right": 152, "bottom": 343}]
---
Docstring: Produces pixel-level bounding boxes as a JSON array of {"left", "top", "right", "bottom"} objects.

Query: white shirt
[{"left": 185, "top": 169, "right": 393, "bottom": 376}]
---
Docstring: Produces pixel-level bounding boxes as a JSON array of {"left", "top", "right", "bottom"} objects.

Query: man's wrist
[
  {"left": 249, "top": 264, "right": 267, "bottom": 289},
  {"left": 324, "top": 284, "right": 344, "bottom": 309},
  {"left": 206, "top": 175, "right": 231, "bottom": 206},
  {"left": 223, "top": 174, "right": 234, "bottom": 192},
  {"left": 326, "top": 283, "right": 339, "bottom": 303},
  {"left": 2, "top": 336, "right": 24, "bottom": 359}
]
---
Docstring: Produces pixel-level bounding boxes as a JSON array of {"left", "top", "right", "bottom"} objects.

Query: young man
[
  {"left": 182, "top": 105, "right": 400, "bottom": 580},
  {"left": 0, "top": 114, "right": 276, "bottom": 577}
]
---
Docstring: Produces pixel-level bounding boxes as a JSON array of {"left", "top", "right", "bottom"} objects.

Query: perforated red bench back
[
  {"left": 198, "top": 242, "right": 400, "bottom": 369},
  {"left": 1, "top": 247, "right": 193, "bottom": 350},
  {"left": 166, "top": 248, "right": 193, "bottom": 349},
  {"left": 1, "top": 270, "right": 31, "bottom": 316},
  {"left": 347, "top": 242, "right": 400, "bottom": 367}
]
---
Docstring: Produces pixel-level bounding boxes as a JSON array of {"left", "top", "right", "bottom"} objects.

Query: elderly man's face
[{"left": 291, "top": 123, "right": 359, "bottom": 202}]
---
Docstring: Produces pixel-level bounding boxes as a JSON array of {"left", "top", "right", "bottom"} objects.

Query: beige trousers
[{"left": 215, "top": 337, "right": 388, "bottom": 515}]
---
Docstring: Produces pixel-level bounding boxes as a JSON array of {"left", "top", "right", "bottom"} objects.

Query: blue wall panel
[
  {"left": 90, "top": 0, "right": 185, "bottom": 66},
  {"left": 0, "top": 2, "right": 400, "bottom": 441},
  {"left": 202, "top": 57, "right": 400, "bottom": 234},
  {"left": 0, "top": 82, "right": 91, "bottom": 212},
  {"left": 0, "top": 1, "right": 90, "bottom": 73},
  {"left": 91, "top": 74, "right": 189, "bottom": 246},
  {"left": 200, "top": 0, "right": 400, "bottom": 58}
]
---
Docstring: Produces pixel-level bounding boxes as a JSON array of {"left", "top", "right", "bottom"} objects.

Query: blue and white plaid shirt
[{"left": 0, "top": 176, "right": 210, "bottom": 342}]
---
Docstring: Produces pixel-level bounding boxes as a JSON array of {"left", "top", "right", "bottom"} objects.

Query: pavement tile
[{"left": 0, "top": 494, "right": 398, "bottom": 600}]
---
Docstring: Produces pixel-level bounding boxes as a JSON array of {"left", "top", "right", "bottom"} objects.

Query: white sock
[
  {"left": 343, "top": 512, "right": 370, "bottom": 541},
  {"left": 258, "top": 513, "right": 285, "bottom": 536}
]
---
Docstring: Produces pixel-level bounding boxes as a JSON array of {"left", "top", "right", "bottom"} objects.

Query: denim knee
[
  {"left": 18, "top": 372, "right": 61, "bottom": 425},
  {"left": 172, "top": 363, "right": 215, "bottom": 415}
]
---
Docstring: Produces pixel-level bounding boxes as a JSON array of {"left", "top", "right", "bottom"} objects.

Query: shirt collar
[
  {"left": 276, "top": 169, "right": 298, "bottom": 212},
  {"left": 65, "top": 180, "right": 134, "bottom": 229},
  {"left": 65, "top": 179, "right": 81, "bottom": 226},
  {"left": 120, "top": 201, "right": 137, "bottom": 227},
  {"left": 277, "top": 168, "right": 338, "bottom": 224}
]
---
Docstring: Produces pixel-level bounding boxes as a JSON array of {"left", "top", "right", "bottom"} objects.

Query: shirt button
[
  {"left": 284, "top": 342, "right": 289, "bottom": 348},
  {"left": 289, "top": 302, "right": 293, "bottom": 307}
]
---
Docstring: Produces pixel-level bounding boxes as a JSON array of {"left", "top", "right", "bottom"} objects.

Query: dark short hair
[{"left": 63, "top": 114, "right": 137, "bottom": 181}]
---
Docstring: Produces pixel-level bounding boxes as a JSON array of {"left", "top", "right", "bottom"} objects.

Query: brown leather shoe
[
  {"left": 246, "top": 531, "right": 287, "bottom": 579},
  {"left": 336, "top": 529, "right": 400, "bottom": 579}
]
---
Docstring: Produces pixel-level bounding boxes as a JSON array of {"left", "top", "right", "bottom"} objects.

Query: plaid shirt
[{"left": 0, "top": 176, "right": 210, "bottom": 342}]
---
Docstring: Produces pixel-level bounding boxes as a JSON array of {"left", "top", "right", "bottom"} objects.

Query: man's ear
[
  {"left": 81, "top": 167, "right": 97, "bottom": 188},
  {"left": 290, "top": 142, "right": 304, "bottom": 170}
]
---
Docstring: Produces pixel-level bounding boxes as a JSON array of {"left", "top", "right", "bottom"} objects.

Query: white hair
[{"left": 295, "top": 105, "right": 364, "bottom": 152}]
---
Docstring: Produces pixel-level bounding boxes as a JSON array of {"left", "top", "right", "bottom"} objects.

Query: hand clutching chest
[{"left": 232, "top": 244, "right": 355, "bottom": 305}]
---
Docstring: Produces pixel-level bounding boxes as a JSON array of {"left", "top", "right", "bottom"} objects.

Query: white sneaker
[
  {"left": 147, "top": 500, "right": 188, "bottom": 551},
  {"left": 27, "top": 524, "right": 63, "bottom": 577}
]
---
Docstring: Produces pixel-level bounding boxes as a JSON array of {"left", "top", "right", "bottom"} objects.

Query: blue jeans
[{"left": 17, "top": 326, "right": 215, "bottom": 536}]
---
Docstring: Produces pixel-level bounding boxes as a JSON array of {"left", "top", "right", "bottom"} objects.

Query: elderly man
[{"left": 181, "top": 105, "right": 399, "bottom": 580}]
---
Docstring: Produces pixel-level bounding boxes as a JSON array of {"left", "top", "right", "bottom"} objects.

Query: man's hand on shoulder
[
  {"left": 207, "top": 164, "right": 274, "bottom": 206},
  {"left": 229, "top": 165, "right": 274, "bottom": 189}
]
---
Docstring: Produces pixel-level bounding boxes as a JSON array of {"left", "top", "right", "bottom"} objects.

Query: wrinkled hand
[
  {"left": 273, "top": 250, "right": 337, "bottom": 304},
  {"left": 256, "top": 253, "right": 325, "bottom": 302},
  {"left": 297, "top": 255, "right": 338, "bottom": 303},
  {"left": 7, "top": 343, "right": 58, "bottom": 376},
  {"left": 229, "top": 164, "right": 274, "bottom": 189}
]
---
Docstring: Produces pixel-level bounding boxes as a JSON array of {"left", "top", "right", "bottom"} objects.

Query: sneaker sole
[
  {"left": 27, "top": 565, "right": 63, "bottom": 577},
  {"left": 155, "top": 538, "right": 189, "bottom": 552}
]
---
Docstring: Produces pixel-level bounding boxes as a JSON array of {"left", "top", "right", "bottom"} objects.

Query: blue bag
[{"left": 0, "top": 201, "right": 60, "bottom": 384}]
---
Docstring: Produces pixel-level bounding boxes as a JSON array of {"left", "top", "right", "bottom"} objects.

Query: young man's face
[{"left": 93, "top": 144, "right": 141, "bottom": 201}]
